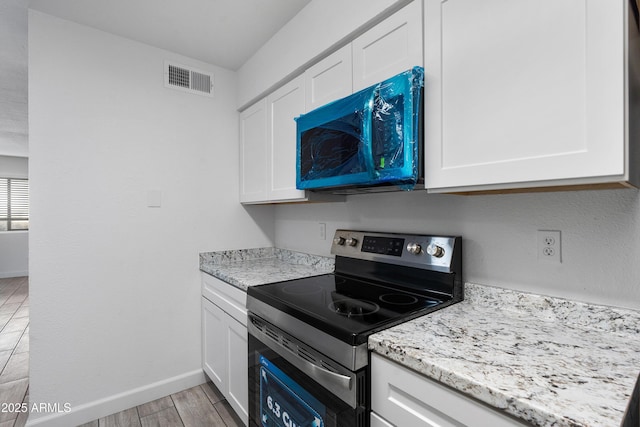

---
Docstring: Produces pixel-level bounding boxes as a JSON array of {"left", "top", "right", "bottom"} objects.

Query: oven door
[{"left": 248, "top": 314, "right": 369, "bottom": 427}]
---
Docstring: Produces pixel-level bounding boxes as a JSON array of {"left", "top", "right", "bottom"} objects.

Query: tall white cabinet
[{"left": 424, "top": 0, "right": 640, "bottom": 193}]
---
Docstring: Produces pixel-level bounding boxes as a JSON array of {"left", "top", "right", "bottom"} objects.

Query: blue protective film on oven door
[
  {"left": 295, "top": 66, "right": 423, "bottom": 190},
  {"left": 259, "top": 355, "right": 326, "bottom": 427}
]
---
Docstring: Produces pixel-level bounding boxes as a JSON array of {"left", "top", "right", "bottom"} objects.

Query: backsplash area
[{"left": 274, "top": 188, "right": 640, "bottom": 310}]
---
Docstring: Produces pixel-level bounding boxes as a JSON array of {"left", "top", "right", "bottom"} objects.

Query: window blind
[{"left": 0, "top": 178, "right": 29, "bottom": 231}]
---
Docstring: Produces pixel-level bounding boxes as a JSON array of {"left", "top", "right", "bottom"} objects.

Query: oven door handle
[
  {"left": 303, "top": 356, "right": 352, "bottom": 391},
  {"left": 248, "top": 318, "right": 358, "bottom": 408}
]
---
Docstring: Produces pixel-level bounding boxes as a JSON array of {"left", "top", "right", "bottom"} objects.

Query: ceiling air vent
[{"left": 164, "top": 61, "right": 214, "bottom": 97}]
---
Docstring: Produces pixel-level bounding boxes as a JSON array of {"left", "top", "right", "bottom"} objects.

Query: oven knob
[
  {"left": 346, "top": 237, "right": 358, "bottom": 247},
  {"left": 333, "top": 236, "right": 346, "bottom": 246},
  {"left": 426, "top": 244, "right": 445, "bottom": 258},
  {"left": 406, "top": 242, "right": 422, "bottom": 255}
]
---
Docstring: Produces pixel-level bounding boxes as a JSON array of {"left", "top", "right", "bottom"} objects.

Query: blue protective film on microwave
[
  {"left": 259, "top": 355, "right": 325, "bottom": 427},
  {"left": 296, "top": 87, "right": 376, "bottom": 188},
  {"left": 296, "top": 66, "right": 423, "bottom": 190}
]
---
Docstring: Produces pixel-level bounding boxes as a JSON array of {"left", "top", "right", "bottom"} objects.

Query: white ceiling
[{"left": 0, "top": 0, "right": 312, "bottom": 158}]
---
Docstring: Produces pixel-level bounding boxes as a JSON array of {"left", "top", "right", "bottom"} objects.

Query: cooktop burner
[
  {"left": 329, "top": 298, "right": 380, "bottom": 317},
  {"left": 379, "top": 293, "right": 419, "bottom": 305}
]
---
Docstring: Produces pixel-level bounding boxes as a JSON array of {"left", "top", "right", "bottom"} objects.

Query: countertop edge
[{"left": 199, "top": 247, "right": 335, "bottom": 291}]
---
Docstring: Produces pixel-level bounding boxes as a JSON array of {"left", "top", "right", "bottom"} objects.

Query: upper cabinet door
[
  {"left": 267, "top": 75, "right": 306, "bottom": 201},
  {"left": 352, "top": 0, "right": 423, "bottom": 91},
  {"left": 424, "top": 0, "right": 629, "bottom": 192},
  {"left": 239, "top": 99, "right": 268, "bottom": 203},
  {"left": 305, "top": 44, "right": 353, "bottom": 112}
]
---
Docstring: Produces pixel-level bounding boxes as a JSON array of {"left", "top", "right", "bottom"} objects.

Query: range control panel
[
  {"left": 361, "top": 236, "right": 405, "bottom": 257},
  {"left": 330, "top": 229, "right": 461, "bottom": 273}
]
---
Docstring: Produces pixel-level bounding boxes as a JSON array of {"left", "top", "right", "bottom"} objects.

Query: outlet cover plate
[{"left": 537, "top": 230, "right": 561, "bottom": 264}]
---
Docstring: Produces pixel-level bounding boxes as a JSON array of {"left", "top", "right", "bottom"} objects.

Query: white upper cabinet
[
  {"left": 352, "top": 0, "right": 423, "bottom": 91},
  {"left": 267, "top": 75, "right": 307, "bottom": 201},
  {"left": 305, "top": 1, "right": 424, "bottom": 109},
  {"left": 424, "top": 0, "right": 639, "bottom": 193},
  {"left": 305, "top": 44, "right": 353, "bottom": 112},
  {"left": 240, "top": 76, "right": 341, "bottom": 204},
  {"left": 239, "top": 99, "right": 268, "bottom": 203},
  {"left": 239, "top": 1, "right": 428, "bottom": 203}
]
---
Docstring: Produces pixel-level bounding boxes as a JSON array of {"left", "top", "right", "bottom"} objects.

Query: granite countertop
[
  {"left": 199, "top": 247, "right": 334, "bottom": 291},
  {"left": 369, "top": 283, "right": 640, "bottom": 427}
]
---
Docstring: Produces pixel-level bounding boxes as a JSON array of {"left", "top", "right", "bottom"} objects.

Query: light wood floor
[
  {"left": 0, "top": 277, "right": 243, "bottom": 427},
  {"left": 78, "top": 381, "right": 244, "bottom": 427},
  {"left": 0, "top": 276, "right": 29, "bottom": 427}
]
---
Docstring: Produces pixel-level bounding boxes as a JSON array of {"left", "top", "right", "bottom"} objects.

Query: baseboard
[
  {"left": 0, "top": 271, "right": 28, "bottom": 279},
  {"left": 25, "top": 369, "right": 207, "bottom": 427}
]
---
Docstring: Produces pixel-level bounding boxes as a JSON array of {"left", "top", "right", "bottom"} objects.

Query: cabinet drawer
[
  {"left": 201, "top": 272, "right": 247, "bottom": 326},
  {"left": 371, "top": 354, "right": 528, "bottom": 427}
]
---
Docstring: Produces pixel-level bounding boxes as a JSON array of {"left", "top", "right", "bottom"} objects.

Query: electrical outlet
[{"left": 537, "top": 230, "right": 561, "bottom": 264}]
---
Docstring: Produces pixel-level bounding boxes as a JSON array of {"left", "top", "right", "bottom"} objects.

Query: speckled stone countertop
[
  {"left": 369, "top": 283, "right": 640, "bottom": 427},
  {"left": 199, "top": 247, "right": 334, "bottom": 291}
]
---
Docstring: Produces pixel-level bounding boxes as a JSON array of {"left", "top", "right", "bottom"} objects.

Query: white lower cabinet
[
  {"left": 201, "top": 273, "right": 248, "bottom": 425},
  {"left": 371, "top": 354, "right": 528, "bottom": 427},
  {"left": 202, "top": 298, "right": 227, "bottom": 388},
  {"left": 225, "top": 313, "right": 248, "bottom": 421},
  {"left": 370, "top": 411, "right": 394, "bottom": 427}
]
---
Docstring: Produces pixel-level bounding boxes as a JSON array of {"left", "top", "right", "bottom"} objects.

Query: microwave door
[
  {"left": 296, "top": 88, "right": 377, "bottom": 190},
  {"left": 296, "top": 67, "right": 423, "bottom": 191}
]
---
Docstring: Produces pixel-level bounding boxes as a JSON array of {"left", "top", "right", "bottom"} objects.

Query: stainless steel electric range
[{"left": 247, "top": 230, "right": 463, "bottom": 427}]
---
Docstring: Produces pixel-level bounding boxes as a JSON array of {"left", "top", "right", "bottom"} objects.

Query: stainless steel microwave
[{"left": 295, "top": 67, "right": 423, "bottom": 194}]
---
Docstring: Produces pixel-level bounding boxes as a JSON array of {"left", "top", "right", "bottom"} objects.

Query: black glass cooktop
[{"left": 247, "top": 273, "right": 447, "bottom": 345}]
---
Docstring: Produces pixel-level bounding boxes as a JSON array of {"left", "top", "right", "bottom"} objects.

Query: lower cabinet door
[
  {"left": 371, "top": 354, "right": 528, "bottom": 427},
  {"left": 202, "top": 297, "right": 227, "bottom": 392},
  {"left": 370, "top": 412, "right": 394, "bottom": 427},
  {"left": 227, "top": 317, "right": 249, "bottom": 424}
]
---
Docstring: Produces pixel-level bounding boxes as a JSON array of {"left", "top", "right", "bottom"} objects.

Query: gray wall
[
  {"left": 28, "top": 10, "right": 274, "bottom": 426},
  {"left": 275, "top": 188, "right": 640, "bottom": 310}
]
